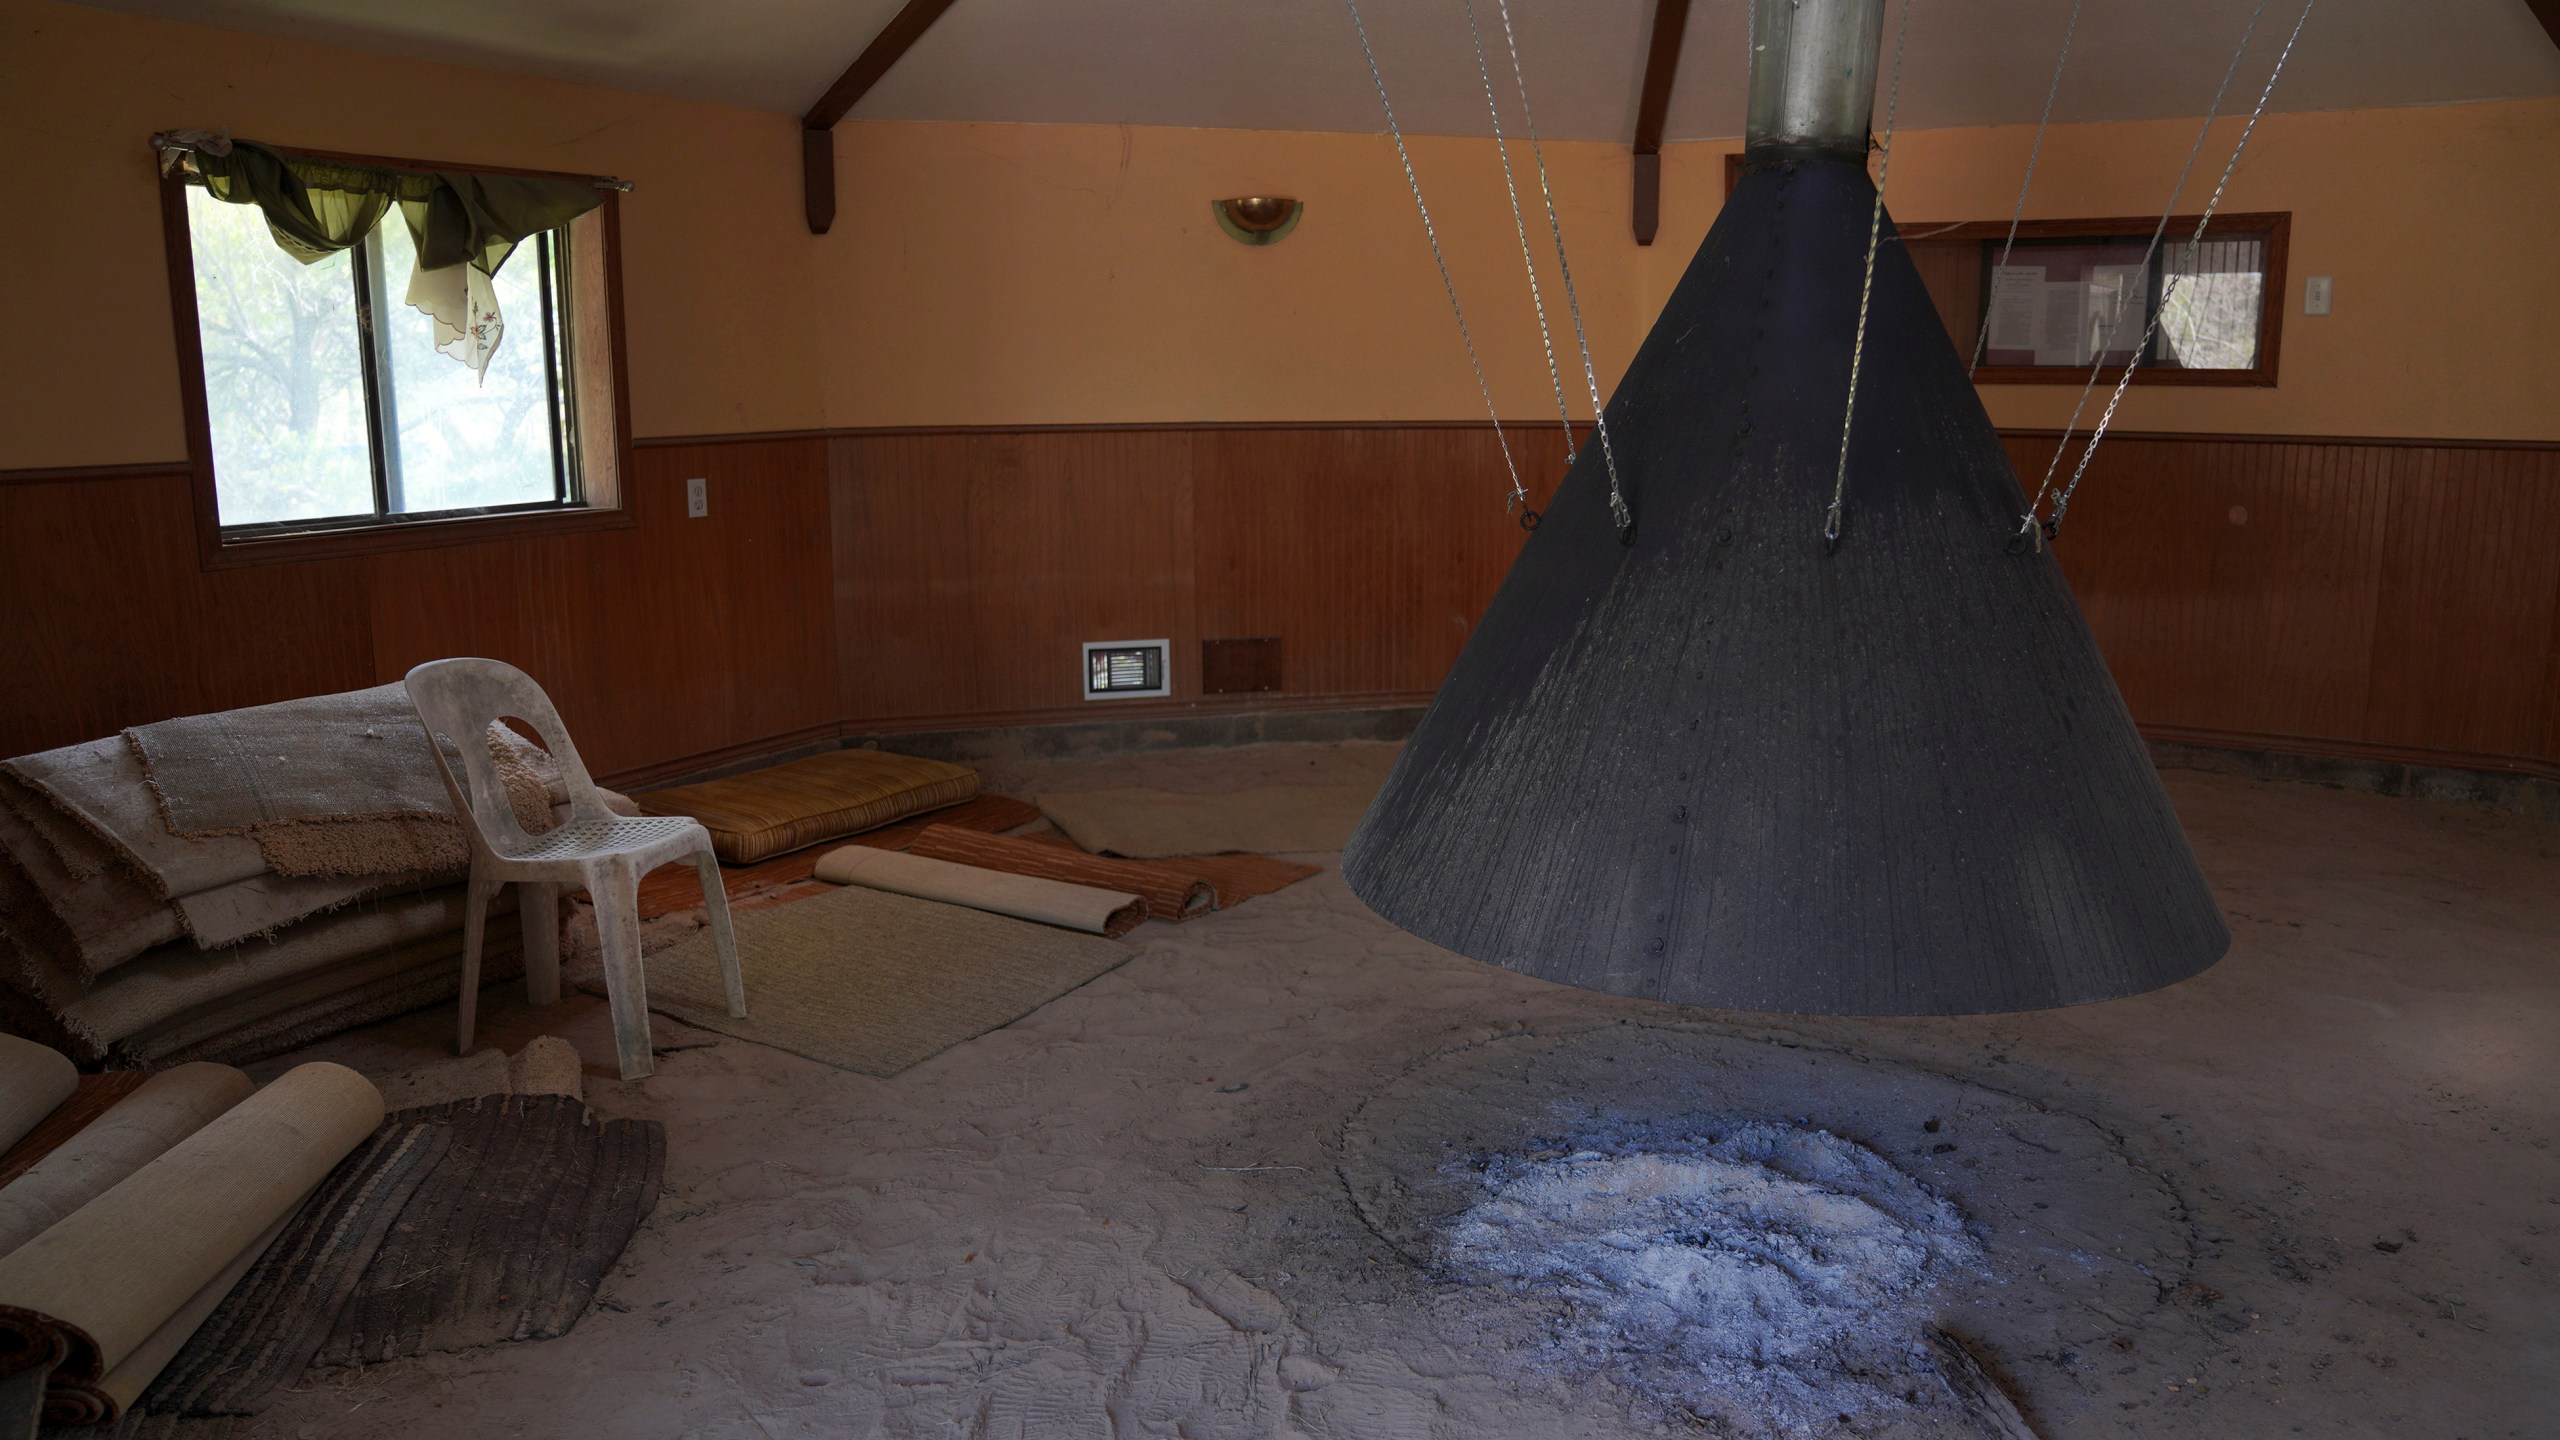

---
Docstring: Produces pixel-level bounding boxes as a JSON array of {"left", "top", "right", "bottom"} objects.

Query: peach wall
[
  {"left": 813, "top": 121, "right": 1649, "bottom": 432},
  {"left": 0, "top": 0, "right": 827, "bottom": 471},
  {"left": 4, "top": 0, "right": 2551, "bottom": 473},
  {"left": 817, "top": 100, "right": 2559, "bottom": 441},
  {"left": 1651, "top": 100, "right": 2560, "bottom": 440}
]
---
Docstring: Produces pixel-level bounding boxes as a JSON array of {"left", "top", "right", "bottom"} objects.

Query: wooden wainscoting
[
  {"left": 1, "top": 467, "right": 375, "bottom": 750},
  {"left": 0, "top": 440, "right": 840, "bottom": 783},
  {"left": 366, "top": 437, "right": 840, "bottom": 782},
  {"left": 6, "top": 424, "right": 2554, "bottom": 783},
  {"left": 825, "top": 424, "right": 1573, "bottom": 726},
  {"left": 2005, "top": 431, "right": 2560, "bottom": 775}
]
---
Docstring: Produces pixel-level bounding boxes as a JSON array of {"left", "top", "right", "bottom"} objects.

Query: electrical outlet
[
  {"left": 2303, "top": 276, "right": 2332, "bottom": 316},
  {"left": 685, "top": 477, "right": 709, "bottom": 517}
]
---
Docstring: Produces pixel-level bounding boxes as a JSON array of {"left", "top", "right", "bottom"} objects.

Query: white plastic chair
[{"left": 406, "top": 658, "right": 744, "bottom": 1080}]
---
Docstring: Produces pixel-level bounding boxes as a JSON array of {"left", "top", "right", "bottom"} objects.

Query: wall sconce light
[{"left": 1214, "top": 196, "right": 1303, "bottom": 245}]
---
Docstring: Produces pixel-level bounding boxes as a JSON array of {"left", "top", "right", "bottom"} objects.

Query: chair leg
[
  {"left": 591, "top": 860, "right": 656, "bottom": 1081},
  {"left": 456, "top": 870, "right": 497, "bottom": 1055},
  {"left": 519, "top": 881, "right": 561, "bottom": 1007},
  {"left": 694, "top": 849, "right": 748, "bottom": 1019}
]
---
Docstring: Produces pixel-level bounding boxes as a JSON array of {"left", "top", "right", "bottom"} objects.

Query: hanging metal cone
[{"left": 1343, "top": 144, "right": 2228, "bottom": 1015}]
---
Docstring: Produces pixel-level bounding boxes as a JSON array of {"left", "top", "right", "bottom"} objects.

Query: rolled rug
[
  {"left": 89, "top": 1207, "right": 293, "bottom": 1417},
  {"left": 0, "top": 986, "right": 80, "bottom": 1072},
  {"left": 0, "top": 1075, "right": 147, "bottom": 1187},
  {"left": 0, "top": 1064, "right": 255, "bottom": 1258},
  {"left": 0, "top": 1037, "right": 74, "bottom": 1156},
  {"left": 0, "top": 1061, "right": 382, "bottom": 1427},
  {"left": 906, "top": 825, "right": 1214, "bottom": 919},
  {"left": 813, "top": 846, "right": 1146, "bottom": 937},
  {"left": 0, "top": 1313, "right": 64, "bottom": 1440},
  {"left": 506, "top": 1035, "right": 584, "bottom": 1101}
]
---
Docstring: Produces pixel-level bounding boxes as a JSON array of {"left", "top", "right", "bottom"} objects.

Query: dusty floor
[{"left": 253, "top": 742, "right": 2558, "bottom": 1439}]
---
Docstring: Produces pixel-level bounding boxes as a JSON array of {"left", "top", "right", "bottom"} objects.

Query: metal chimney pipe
[{"left": 1744, "top": 0, "right": 1888, "bottom": 159}]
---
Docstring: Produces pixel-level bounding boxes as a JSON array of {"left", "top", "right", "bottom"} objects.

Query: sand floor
[{"left": 251, "top": 742, "right": 2559, "bottom": 1438}]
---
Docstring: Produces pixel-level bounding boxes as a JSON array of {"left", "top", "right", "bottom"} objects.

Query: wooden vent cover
[{"left": 1201, "top": 637, "right": 1283, "bottom": 695}]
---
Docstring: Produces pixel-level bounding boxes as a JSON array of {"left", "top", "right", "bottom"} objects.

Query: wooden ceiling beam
[
  {"left": 801, "top": 0, "right": 963, "bottom": 235},
  {"left": 2527, "top": 0, "right": 2560, "bottom": 54},
  {"left": 802, "top": 127, "right": 838, "bottom": 237},
  {"left": 1631, "top": 0, "right": 1693, "bottom": 246}
]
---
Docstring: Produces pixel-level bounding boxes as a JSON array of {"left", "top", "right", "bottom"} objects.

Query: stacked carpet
[
  {"left": 123, "top": 690, "right": 467, "bottom": 878},
  {"left": 0, "top": 686, "right": 590, "bottom": 1066}
]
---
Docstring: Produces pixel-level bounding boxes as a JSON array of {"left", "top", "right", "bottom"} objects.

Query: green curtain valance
[
  {"left": 167, "top": 135, "right": 607, "bottom": 374},
  {"left": 188, "top": 140, "right": 602, "bottom": 281}
]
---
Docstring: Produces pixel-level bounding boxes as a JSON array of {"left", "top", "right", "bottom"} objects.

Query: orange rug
[{"left": 1023, "top": 832, "right": 1318, "bottom": 910}]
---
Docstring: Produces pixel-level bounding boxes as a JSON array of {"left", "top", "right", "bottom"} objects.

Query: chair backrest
[{"left": 404, "top": 658, "right": 613, "bottom": 855}]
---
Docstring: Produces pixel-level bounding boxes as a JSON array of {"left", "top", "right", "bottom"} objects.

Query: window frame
[
  {"left": 158, "top": 146, "right": 636, "bottom": 569},
  {"left": 1714, "top": 157, "right": 2289, "bottom": 389},
  {"left": 1906, "top": 212, "right": 2291, "bottom": 389}
]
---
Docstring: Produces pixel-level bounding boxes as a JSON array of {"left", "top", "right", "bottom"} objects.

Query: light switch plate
[
  {"left": 686, "top": 477, "right": 709, "bottom": 517},
  {"left": 2304, "top": 276, "right": 2332, "bottom": 316}
]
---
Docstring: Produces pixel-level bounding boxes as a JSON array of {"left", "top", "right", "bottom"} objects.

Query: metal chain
[
  {"left": 1489, "top": 0, "right": 1630, "bottom": 532},
  {"left": 1971, "top": 0, "right": 2085, "bottom": 374},
  {"left": 2043, "top": 0, "right": 2315, "bottom": 535},
  {"left": 1824, "top": 0, "right": 1911, "bottom": 550},
  {"left": 1345, "top": 0, "right": 1528, "bottom": 513},
  {"left": 1462, "top": 0, "right": 1579, "bottom": 486},
  {"left": 2020, "top": 0, "right": 2270, "bottom": 542}
]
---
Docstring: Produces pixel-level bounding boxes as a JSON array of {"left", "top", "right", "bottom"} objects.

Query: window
[
  {"left": 162, "top": 150, "right": 630, "bottom": 563},
  {"left": 1901, "top": 214, "right": 2290, "bottom": 388},
  {"left": 1715, "top": 160, "right": 2286, "bottom": 388}
]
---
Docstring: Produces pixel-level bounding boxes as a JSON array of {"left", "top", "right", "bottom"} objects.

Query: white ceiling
[{"left": 70, "top": 0, "right": 2560, "bottom": 140}]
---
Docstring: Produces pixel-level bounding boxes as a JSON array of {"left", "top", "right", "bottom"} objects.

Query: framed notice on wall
[
  {"left": 1905, "top": 213, "right": 2291, "bottom": 388},
  {"left": 1979, "top": 246, "right": 2150, "bottom": 369},
  {"left": 1716, "top": 156, "right": 2287, "bottom": 388}
]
